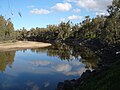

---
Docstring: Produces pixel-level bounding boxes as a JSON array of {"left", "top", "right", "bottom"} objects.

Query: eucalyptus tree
[
  {"left": 0, "top": 16, "right": 6, "bottom": 40},
  {"left": 105, "top": 0, "right": 120, "bottom": 43},
  {"left": 58, "top": 21, "right": 72, "bottom": 40},
  {"left": 0, "top": 15, "right": 15, "bottom": 41}
]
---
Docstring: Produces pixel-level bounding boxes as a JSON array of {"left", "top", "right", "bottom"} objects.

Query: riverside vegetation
[{"left": 0, "top": 0, "right": 120, "bottom": 90}]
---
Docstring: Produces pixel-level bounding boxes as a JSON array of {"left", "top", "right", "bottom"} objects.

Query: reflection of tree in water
[
  {"left": 77, "top": 46, "right": 100, "bottom": 69},
  {"left": 31, "top": 43, "right": 72, "bottom": 61},
  {"left": 81, "top": 58, "right": 98, "bottom": 69},
  {"left": 31, "top": 43, "right": 100, "bottom": 69},
  {"left": 0, "top": 51, "right": 15, "bottom": 72},
  {"left": 47, "top": 43, "right": 72, "bottom": 61}
]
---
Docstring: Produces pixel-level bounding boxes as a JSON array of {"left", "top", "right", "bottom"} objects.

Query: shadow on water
[{"left": 0, "top": 43, "right": 100, "bottom": 90}]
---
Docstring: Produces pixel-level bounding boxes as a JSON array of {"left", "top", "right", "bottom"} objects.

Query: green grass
[{"left": 76, "top": 60, "right": 120, "bottom": 90}]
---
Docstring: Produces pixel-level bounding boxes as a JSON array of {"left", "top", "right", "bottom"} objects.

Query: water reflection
[
  {"left": 0, "top": 51, "right": 15, "bottom": 72},
  {"left": 0, "top": 43, "right": 100, "bottom": 90},
  {"left": 32, "top": 43, "right": 99, "bottom": 69}
]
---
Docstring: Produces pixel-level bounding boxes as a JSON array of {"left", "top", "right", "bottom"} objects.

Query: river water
[{"left": 0, "top": 43, "right": 98, "bottom": 90}]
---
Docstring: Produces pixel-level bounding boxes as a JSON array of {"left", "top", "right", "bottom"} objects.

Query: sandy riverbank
[{"left": 0, "top": 41, "right": 51, "bottom": 52}]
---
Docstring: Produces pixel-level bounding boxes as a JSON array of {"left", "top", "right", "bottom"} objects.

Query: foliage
[
  {"left": 76, "top": 60, "right": 120, "bottom": 90},
  {"left": 0, "top": 15, "right": 15, "bottom": 41},
  {"left": 0, "top": 0, "right": 119, "bottom": 45},
  {"left": 15, "top": 0, "right": 120, "bottom": 45}
]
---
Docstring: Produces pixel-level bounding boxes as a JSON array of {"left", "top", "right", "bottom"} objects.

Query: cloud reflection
[
  {"left": 64, "top": 68, "right": 86, "bottom": 76},
  {"left": 70, "top": 61, "right": 81, "bottom": 66},
  {"left": 31, "top": 85, "right": 40, "bottom": 90},
  {"left": 26, "top": 81, "right": 34, "bottom": 86},
  {"left": 53, "top": 64, "right": 72, "bottom": 73},
  {"left": 29, "top": 60, "right": 85, "bottom": 76},
  {"left": 10, "top": 57, "right": 85, "bottom": 77},
  {"left": 30, "top": 60, "right": 52, "bottom": 66},
  {"left": 44, "top": 81, "right": 50, "bottom": 88}
]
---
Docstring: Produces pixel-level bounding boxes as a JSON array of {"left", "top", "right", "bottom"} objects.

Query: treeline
[
  {"left": 16, "top": 22, "right": 72, "bottom": 42},
  {"left": 0, "top": 15, "right": 15, "bottom": 41},
  {"left": 16, "top": 0, "right": 119, "bottom": 44},
  {"left": 0, "top": 0, "right": 119, "bottom": 44}
]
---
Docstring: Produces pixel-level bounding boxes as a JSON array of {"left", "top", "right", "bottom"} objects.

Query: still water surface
[{"left": 0, "top": 44, "right": 98, "bottom": 90}]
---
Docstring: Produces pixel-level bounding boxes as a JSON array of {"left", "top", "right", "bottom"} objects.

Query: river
[{"left": 0, "top": 43, "right": 99, "bottom": 90}]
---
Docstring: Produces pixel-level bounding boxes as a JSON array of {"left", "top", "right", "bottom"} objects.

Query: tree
[
  {"left": 0, "top": 15, "right": 15, "bottom": 41},
  {"left": 105, "top": 0, "right": 120, "bottom": 43}
]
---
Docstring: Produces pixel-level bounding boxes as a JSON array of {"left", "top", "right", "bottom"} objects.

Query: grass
[{"left": 76, "top": 60, "right": 120, "bottom": 90}]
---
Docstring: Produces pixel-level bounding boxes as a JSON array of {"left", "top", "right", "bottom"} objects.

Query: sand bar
[{"left": 0, "top": 41, "right": 51, "bottom": 52}]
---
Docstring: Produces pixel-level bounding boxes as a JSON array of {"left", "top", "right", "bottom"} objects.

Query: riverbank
[
  {"left": 57, "top": 39, "right": 120, "bottom": 90},
  {"left": 0, "top": 41, "right": 51, "bottom": 52},
  {"left": 57, "top": 59, "right": 120, "bottom": 90}
]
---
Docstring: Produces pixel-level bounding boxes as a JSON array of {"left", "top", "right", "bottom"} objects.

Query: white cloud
[
  {"left": 66, "top": 0, "right": 112, "bottom": 14},
  {"left": 77, "top": 0, "right": 112, "bottom": 11},
  {"left": 65, "top": 0, "right": 77, "bottom": 2},
  {"left": 68, "top": 15, "right": 82, "bottom": 20},
  {"left": 73, "top": 8, "right": 81, "bottom": 13},
  {"left": 30, "top": 8, "right": 50, "bottom": 14},
  {"left": 96, "top": 12, "right": 109, "bottom": 16},
  {"left": 77, "top": 0, "right": 97, "bottom": 9},
  {"left": 51, "top": 3, "right": 72, "bottom": 12}
]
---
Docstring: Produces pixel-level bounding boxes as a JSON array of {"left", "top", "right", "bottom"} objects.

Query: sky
[{"left": 0, "top": 0, "right": 112, "bottom": 30}]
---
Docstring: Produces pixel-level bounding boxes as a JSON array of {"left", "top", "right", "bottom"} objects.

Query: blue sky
[{"left": 0, "top": 0, "right": 112, "bottom": 30}]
